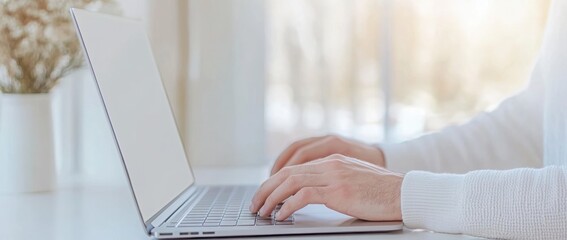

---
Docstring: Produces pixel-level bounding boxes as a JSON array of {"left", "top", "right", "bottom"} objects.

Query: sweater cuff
[{"left": 401, "top": 171, "right": 464, "bottom": 233}]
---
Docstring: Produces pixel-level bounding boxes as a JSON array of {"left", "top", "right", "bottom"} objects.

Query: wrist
[
  {"left": 378, "top": 147, "right": 386, "bottom": 168},
  {"left": 393, "top": 174, "right": 404, "bottom": 220},
  {"left": 370, "top": 143, "right": 387, "bottom": 167}
]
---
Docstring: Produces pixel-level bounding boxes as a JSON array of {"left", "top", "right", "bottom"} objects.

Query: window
[{"left": 266, "top": 0, "right": 549, "bottom": 158}]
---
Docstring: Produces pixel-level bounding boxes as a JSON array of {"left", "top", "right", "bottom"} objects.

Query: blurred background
[{"left": 34, "top": 0, "right": 549, "bottom": 181}]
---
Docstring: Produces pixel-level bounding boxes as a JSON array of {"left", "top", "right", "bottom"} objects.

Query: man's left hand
[{"left": 249, "top": 154, "right": 404, "bottom": 221}]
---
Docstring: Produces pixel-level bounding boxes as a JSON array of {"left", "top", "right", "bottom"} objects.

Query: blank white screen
[{"left": 73, "top": 9, "right": 194, "bottom": 222}]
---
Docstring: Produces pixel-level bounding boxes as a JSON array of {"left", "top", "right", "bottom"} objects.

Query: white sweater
[{"left": 381, "top": 0, "right": 567, "bottom": 239}]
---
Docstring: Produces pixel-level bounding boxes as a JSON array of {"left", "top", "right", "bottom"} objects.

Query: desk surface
[{"left": 0, "top": 167, "right": 483, "bottom": 240}]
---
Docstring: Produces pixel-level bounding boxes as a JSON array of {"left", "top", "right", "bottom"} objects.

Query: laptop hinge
[{"left": 146, "top": 185, "right": 202, "bottom": 232}]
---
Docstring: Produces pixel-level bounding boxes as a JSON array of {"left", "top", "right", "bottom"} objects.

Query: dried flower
[{"left": 0, "top": 0, "right": 120, "bottom": 93}]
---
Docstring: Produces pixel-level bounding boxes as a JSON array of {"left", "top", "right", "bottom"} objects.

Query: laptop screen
[{"left": 73, "top": 9, "right": 195, "bottom": 222}]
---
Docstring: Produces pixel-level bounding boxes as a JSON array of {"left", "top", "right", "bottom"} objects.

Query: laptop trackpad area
[{"left": 293, "top": 204, "right": 399, "bottom": 228}]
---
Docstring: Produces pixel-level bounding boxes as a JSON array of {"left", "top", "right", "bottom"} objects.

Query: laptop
[{"left": 70, "top": 8, "right": 403, "bottom": 239}]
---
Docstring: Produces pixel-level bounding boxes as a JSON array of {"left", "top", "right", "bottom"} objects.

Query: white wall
[{"left": 187, "top": 0, "right": 266, "bottom": 166}]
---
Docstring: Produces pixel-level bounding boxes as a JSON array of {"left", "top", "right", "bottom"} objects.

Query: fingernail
[
  {"left": 249, "top": 203, "right": 255, "bottom": 213},
  {"left": 275, "top": 211, "right": 282, "bottom": 220},
  {"left": 259, "top": 206, "right": 267, "bottom": 216}
]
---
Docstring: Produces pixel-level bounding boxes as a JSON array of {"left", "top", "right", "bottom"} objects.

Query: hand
[
  {"left": 251, "top": 154, "right": 404, "bottom": 222},
  {"left": 270, "top": 135, "right": 386, "bottom": 175}
]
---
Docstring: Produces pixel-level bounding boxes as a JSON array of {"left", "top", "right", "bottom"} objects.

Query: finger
[
  {"left": 275, "top": 187, "right": 328, "bottom": 221},
  {"left": 257, "top": 174, "right": 327, "bottom": 217},
  {"left": 307, "top": 154, "right": 388, "bottom": 174},
  {"left": 271, "top": 136, "right": 324, "bottom": 175},
  {"left": 280, "top": 136, "right": 345, "bottom": 171},
  {"left": 304, "top": 154, "right": 346, "bottom": 165},
  {"left": 251, "top": 164, "right": 324, "bottom": 212}
]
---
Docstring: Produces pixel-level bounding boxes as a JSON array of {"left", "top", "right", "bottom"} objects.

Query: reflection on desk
[{"left": 0, "top": 167, "right": 484, "bottom": 240}]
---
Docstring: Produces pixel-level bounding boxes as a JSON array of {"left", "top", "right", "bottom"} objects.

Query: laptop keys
[
  {"left": 256, "top": 219, "right": 273, "bottom": 226},
  {"left": 179, "top": 223, "right": 203, "bottom": 227},
  {"left": 166, "top": 186, "right": 295, "bottom": 228},
  {"left": 236, "top": 219, "right": 256, "bottom": 226},
  {"left": 220, "top": 221, "right": 237, "bottom": 226}
]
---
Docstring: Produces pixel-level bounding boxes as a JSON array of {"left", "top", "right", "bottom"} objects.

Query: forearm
[{"left": 401, "top": 166, "right": 567, "bottom": 239}]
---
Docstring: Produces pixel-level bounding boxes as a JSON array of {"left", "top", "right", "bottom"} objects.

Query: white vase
[{"left": 0, "top": 94, "right": 56, "bottom": 194}]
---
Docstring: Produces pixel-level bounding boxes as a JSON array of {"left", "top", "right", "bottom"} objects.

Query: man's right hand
[{"left": 270, "top": 135, "right": 386, "bottom": 175}]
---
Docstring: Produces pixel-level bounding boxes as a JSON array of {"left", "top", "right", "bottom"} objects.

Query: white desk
[{"left": 0, "top": 167, "right": 484, "bottom": 240}]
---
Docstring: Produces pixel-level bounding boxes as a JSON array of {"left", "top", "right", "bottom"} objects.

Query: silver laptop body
[{"left": 70, "top": 8, "right": 403, "bottom": 239}]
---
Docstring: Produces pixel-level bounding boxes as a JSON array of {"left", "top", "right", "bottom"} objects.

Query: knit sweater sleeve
[
  {"left": 402, "top": 167, "right": 567, "bottom": 239},
  {"left": 381, "top": 64, "right": 544, "bottom": 173}
]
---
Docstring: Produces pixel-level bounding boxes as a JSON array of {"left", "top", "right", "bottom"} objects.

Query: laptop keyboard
[{"left": 166, "top": 186, "right": 294, "bottom": 228}]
